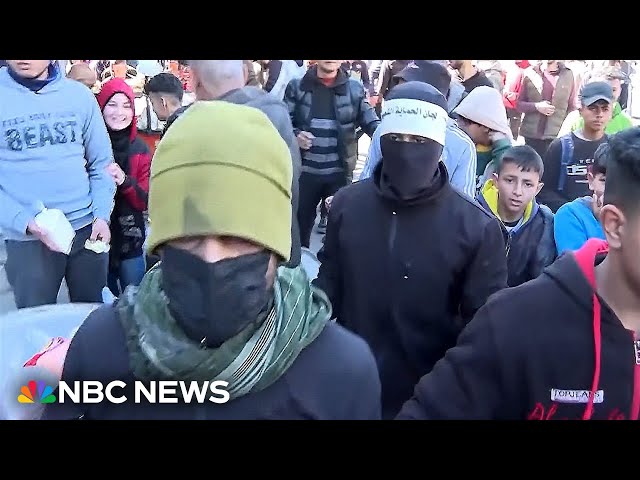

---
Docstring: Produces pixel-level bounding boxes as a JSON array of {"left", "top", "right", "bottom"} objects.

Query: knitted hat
[
  {"left": 452, "top": 86, "right": 512, "bottom": 137},
  {"left": 146, "top": 101, "right": 293, "bottom": 260},
  {"left": 378, "top": 81, "right": 449, "bottom": 146}
]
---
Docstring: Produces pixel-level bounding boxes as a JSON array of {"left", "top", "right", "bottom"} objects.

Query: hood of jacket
[{"left": 1, "top": 61, "right": 64, "bottom": 94}]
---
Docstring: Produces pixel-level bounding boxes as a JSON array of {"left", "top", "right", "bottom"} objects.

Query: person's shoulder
[
  {"left": 481, "top": 271, "right": 561, "bottom": 331},
  {"left": 557, "top": 196, "right": 591, "bottom": 218},
  {"left": 73, "top": 303, "right": 125, "bottom": 343},
  {"left": 286, "top": 75, "right": 304, "bottom": 91},
  {"left": 446, "top": 122, "right": 475, "bottom": 149},
  {"left": 59, "top": 76, "right": 95, "bottom": 99},
  {"left": 547, "top": 136, "right": 564, "bottom": 151},
  {"left": 346, "top": 77, "right": 366, "bottom": 94},
  {"left": 333, "top": 178, "right": 373, "bottom": 207},
  {"left": 280, "top": 322, "right": 379, "bottom": 419},
  {"left": 536, "top": 202, "right": 555, "bottom": 221},
  {"left": 448, "top": 187, "right": 497, "bottom": 223},
  {"left": 298, "top": 322, "right": 378, "bottom": 386},
  {"left": 130, "top": 136, "right": 151, "bottom": 155}
]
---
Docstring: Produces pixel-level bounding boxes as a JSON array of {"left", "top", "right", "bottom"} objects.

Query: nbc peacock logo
[{"left": 18, "top": 380, "right": 56, "bottom": 404}]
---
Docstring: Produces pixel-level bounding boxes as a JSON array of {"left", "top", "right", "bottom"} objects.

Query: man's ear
[
  {"left": 491, "top": 172, "right": 499, "bottom": 184},
  {"left": 600, "top": 204, "right": 625, "bottom": 249},
  {"left": 535, "top": 182, "right": 544, "bottom": 196}
]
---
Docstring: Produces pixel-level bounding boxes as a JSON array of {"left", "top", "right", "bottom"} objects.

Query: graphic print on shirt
[{"left": 3, "top": 111, "right": 81, "bottom": 152}]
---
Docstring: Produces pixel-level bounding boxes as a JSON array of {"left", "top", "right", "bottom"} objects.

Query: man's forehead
[{"left": 587, "top": 99, "right": 611, "bottom": 108}]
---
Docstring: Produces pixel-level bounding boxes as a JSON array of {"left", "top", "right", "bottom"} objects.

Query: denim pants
[{"left": 107, "top": 255, "right": 146, "bottom": 296}]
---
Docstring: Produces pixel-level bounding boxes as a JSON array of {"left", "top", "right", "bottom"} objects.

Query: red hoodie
[{"left": 573, "top": 239, "right": 640, "bottom": 420}]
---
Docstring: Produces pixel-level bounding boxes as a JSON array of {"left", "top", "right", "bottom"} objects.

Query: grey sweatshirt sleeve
[
  {"left": 81, "top": 93, "right": 116, "bottom": 222},
  {"left": 0, "top": 187, "right": 39, "bottom": 236}
]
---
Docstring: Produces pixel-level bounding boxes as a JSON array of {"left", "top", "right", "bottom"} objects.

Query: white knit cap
[{"left": 452, "top": 86, "right": 512, "bottom": 138}]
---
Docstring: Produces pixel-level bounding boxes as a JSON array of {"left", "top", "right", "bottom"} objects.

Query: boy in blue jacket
[
  {"left": 477, "top": 145, "right": 556, "bottom": 287},
  {"left": 554, "top": 142, "right": 608, "bottom": 254}
]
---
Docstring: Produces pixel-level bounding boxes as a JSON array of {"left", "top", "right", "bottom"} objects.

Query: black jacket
[
  {"left": 477, "top": 186, "right": 557, "bottom": 287},
  {"left": 41, "top": 304, "right": 381, "bottom": 420},
  {"left": 314, "top": 163, "right": 508, "bottom": 418},
  {"left": 397, "top": 239, "right": 640, "bottom": 420},
  {"left": 162, "top": 105, "right": 190, "bottom": 138},
  {"left": 284, "top": 65, "right": 379, "bottom": 179}
]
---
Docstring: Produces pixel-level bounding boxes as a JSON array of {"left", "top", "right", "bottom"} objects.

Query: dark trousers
[
  {"left": 506, "top": 108, "right": 522, "bottom": 139},
  {"left": 524, "top": 137, "right": 553, "bottom": 159},
  {"left": 297, "top": 172, "right": 347, "bottom": 248},
  {"left": 4, "top": 224, "right": 108, "bottom": 309}
]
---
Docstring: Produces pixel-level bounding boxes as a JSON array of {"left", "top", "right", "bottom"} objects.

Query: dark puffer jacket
[{"left": 284, "top": 66, "right": 379, "bottom": 180}]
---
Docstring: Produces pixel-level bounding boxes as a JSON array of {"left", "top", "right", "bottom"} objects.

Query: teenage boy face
[
  {"left": 493, "top": 162, "right": 544, "bottom": 217},
  {"left": 580, "top": 100, "right": 612, "bottom": 132}
]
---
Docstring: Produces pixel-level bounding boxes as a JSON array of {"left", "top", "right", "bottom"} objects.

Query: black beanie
[{"left": 394, "top": 61, "right": 452, "bottom": 97}]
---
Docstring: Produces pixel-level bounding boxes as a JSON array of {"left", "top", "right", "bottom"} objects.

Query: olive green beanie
[{"left": 146, "top": 101, "right": 293, "bottom": 260}]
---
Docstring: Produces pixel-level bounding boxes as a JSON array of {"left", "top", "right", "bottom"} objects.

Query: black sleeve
[
  {"left": 264, "top": 60, "right": 283, "bottom": 93},
  {"left": 313, "top": 190, "right": 346, "bottom": 319},
  {"left": 460, "top": 218, "right": 508, "bottom": 324},
  {"left": 376, "top": 61, "right": 392, "bottom": 97},
  {"left": 396, "top": 302, "right": 508, "bottom": 419},
  {"left": 537, "top": 139, "right": 566, "bottom": 212},
  {"left": 354, "top": 83, "right": 380, "bottom": 137},
  {"left": 360, "top": 62, "right": 372, "bottom": 95},
  {"left": 40, "top": 305, "right": 128, "bottom": 420},
  {"left": 283, "top": 80, "right": 301, "bottom": 136}
]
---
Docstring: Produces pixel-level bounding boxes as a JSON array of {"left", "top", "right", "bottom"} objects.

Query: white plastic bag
[{"left": 34, "top": 208, "right": 75, "bottom": 255}]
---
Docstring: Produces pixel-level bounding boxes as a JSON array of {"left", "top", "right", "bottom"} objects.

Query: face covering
[
  {"left": 380, "top": 136, "right": 443, "bottom": 200},
  {"left": 161, "top": 246, "right": 273, "bottom": 348}
]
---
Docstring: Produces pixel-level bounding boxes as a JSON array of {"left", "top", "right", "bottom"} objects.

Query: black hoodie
[
  {"left": 314, "top": 162, "right": 507, "bottom": 419},
  {"left": 397, "top": 238, "right": 640, "bottom": 420}
]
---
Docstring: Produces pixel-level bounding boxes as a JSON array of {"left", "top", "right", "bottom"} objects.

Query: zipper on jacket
[
  {"left": 505, "top": 232, "right": 512, "bottom": 257},
  {"left": 631, "top": 332, "right": 640, "bottom": 420},
  {"left": 388, "top": 210, "right": 398, "bottom": 255}
]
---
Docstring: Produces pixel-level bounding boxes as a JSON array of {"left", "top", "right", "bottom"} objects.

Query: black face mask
[
  {"left": 380, "top": 136, "right": 443, "bottom": 200},
  {"left": 161, "top": 246, "right": 273, "bottom": 348}
]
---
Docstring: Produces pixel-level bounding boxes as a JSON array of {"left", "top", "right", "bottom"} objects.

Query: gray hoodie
[
  {"left": 0, "top": 65, "right": 115, "bottom": 240},
  {"left": 219, "top": 86, "right": 302, "bottom": 268}
]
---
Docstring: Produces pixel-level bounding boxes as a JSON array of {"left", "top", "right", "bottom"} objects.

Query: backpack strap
[{"left": 557, "top": 134, "right": 575, "bottom": 191}]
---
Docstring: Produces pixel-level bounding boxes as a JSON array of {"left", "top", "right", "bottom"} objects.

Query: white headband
[{"left": 378, "top": 98, "right": 448, "bottom": 146}]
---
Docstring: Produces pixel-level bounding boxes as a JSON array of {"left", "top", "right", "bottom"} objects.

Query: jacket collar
[{"left": 300, "top": 65, "right": 349, "bottom": 95}]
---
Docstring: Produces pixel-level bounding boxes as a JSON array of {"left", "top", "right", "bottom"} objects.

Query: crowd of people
[{"left": 1, "top": 59, "right": 640, "bottom": 420}]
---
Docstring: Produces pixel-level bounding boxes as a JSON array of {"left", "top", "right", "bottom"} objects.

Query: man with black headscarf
[{"left": 314, "top": 81, "right": 508, "bottom": 419}]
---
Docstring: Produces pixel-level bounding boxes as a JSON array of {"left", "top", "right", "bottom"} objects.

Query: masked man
[
  {"left": 314, "top": 81, "right": 508, "bottom": 419},
  {"left": 37, "top": 102, "right": 381, "bottom": 420}
]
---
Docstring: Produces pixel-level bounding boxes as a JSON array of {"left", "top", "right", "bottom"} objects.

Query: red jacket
[
  {"left": 503, "top": 60, "right": 530, "bottom": 110},
  {"left": 97, "top": 78, "right": 150, "bottom": 213},
  {"left": 97, "top": 78, "right": 151, "bottom": 259}
]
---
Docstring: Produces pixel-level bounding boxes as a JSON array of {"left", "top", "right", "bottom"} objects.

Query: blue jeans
[{"left": 108, "top": 255, "right": 146, "bottom": 296}]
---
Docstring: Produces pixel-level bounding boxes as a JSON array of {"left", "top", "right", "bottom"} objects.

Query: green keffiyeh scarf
[{"left": 116, "top": 264, "right": 331, "bottom": 399}]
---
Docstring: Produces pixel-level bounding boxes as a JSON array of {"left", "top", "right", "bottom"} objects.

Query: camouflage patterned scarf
[{"left": 116, "top": 264, "right": 331, "bottom": 399}]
